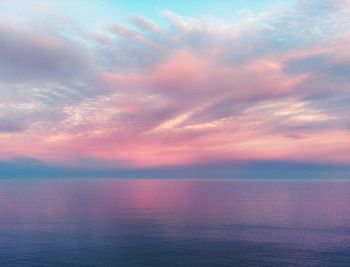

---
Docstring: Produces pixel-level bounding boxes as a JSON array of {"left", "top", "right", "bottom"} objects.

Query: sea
[{"left": 0, "top": 179, "right": 350, "bottom": 266}]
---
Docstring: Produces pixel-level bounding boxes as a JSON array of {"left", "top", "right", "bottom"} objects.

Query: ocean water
[{"left": 1, "top": 179, "right": 350, "bottom": 266}]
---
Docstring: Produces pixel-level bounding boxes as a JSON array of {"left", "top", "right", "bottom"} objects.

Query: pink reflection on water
[{"left": 1, "top": 180, "right": 350, "bottom": 247}]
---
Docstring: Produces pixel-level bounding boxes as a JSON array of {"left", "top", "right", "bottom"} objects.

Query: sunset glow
[{"left": 1, "top": 0, "right": 350, "bottom": 178}]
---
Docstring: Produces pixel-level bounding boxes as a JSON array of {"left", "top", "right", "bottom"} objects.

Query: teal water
[{"left": 1, "top": 179, "right": 350, "bottom": 266}]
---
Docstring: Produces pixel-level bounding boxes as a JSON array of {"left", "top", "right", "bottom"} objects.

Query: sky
[{"left": 0, "top": 0, "right": 350, "bottom": 178}]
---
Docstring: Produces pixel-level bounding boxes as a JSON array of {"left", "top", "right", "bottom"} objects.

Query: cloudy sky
[{"left": 1, "top": 0, "right": 350, "bottom": 178}]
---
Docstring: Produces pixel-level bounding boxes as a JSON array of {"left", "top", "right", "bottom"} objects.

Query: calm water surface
[{"left": 1, "top": 179, "right": 350, "bottom": 266}]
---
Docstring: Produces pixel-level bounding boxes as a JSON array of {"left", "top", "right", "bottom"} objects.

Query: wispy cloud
[{"left": 0, "top": 0, "right": 350, "bottom": 176}]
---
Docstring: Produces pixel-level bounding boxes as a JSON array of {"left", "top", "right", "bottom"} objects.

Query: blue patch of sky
[{"left": 0, "top": 0, "right": 296, "bottom": 33}]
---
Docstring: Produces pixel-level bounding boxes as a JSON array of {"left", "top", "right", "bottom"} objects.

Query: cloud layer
[{"left": 1, "top": 0, "right": 350, "bottom": 175}]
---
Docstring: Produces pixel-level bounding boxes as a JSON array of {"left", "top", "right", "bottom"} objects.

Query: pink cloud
[{"left": 1, "top": 2, "right": 350, "bottom": 172}]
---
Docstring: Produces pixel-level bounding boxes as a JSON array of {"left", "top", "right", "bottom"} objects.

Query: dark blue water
[{"left": 1, "top": 179, "right": 350, "bottom": 266}]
